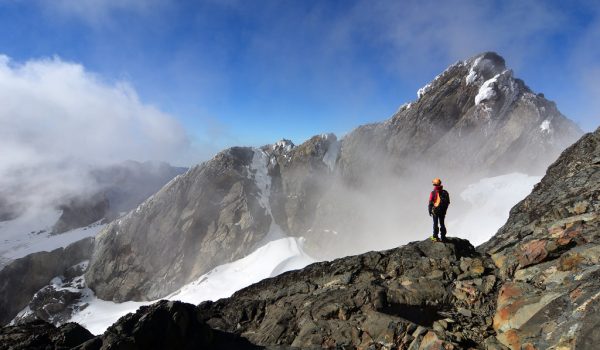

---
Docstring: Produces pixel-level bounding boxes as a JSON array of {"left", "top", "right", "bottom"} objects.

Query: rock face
[
  {"left": 85, "top": 136, "right": 339, "bottom": 302},
  {"left": 0, "top": 320, "right": 94, "bottom": 350},
  {"left": 338, "top": 52, "right": 580, "bottom": 182},
  {"left": 0, "top": 301, "right": 260, "bottom": 350},
  {"left": 479, "top": 127, "right": 600, "bottom": 349},
  {"left": 52, "top": 194, "right": 110, "bottom": 234},
  {"left": 0, "top": 237, "right": 93, "bottom": 326},
  {"left": 268, "top": 135, "right": 339, "bottom": 236},
  {"left": 84, "top": 52, "right": 582, "bottom": 303},
  {"left": 85, "top": 147, "right": 272, "bottom": 301}
]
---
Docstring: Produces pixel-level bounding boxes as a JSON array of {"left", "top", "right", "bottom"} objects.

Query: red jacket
[{"left": 428, "top": 185, "right": 450, "bottom": 216}]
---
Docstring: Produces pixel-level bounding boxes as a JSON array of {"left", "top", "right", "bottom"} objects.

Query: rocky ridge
[
  {"left": 3, "top": 126, "right": 598, "bottom": 349},
  {"left": 480, "top": 127, "right": 600, "bottom": 349}
]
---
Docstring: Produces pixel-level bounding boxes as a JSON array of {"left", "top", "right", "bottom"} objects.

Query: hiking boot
[{"left": 430, "top": 236, "right": 440, "bottom": 242}]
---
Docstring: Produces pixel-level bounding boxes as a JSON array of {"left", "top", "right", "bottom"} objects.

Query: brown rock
[{"left": 517, "top": 240, "right": 548, "bottom": 268}]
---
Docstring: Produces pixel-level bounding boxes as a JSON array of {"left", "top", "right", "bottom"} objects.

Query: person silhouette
[{"left": 428, "top": 178, "right": 450, "bottom": 242}]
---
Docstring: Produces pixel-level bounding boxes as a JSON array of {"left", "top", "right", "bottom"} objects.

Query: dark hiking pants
[{"left": 432, "top": 214, "right": 446, "bottom": 239}]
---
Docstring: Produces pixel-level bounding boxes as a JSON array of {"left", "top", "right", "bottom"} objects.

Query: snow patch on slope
[
  {"left": 475, "top": 74, "right": 500, "bottom": 105},
  {"left": 0, "top": 208, "right": 105, "bottom": 267},
  {"left": 323, "top": 139, "right": 340, "bottom": 172},
  {"left": 449, "top": 173, "right": 541, "bottom": 246},
  {"left": 65, "top": 236, "right": 315, "bottom": 335},
  {"left": 540, "top": 120, "right": 552, "bottom": 133},
  {"left": 466, "top": 57, "right": 482, "bottom": 85}
]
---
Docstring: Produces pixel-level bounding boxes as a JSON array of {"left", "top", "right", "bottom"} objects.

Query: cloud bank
[{"left": 0, "top": 54, "right": 191, "bottom": 214}]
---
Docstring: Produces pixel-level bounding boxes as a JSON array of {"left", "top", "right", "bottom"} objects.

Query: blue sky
[{"left": 0, "top": 0, "right": 598, "bottom": 165}]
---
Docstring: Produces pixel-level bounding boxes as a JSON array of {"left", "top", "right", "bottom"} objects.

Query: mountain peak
[{"left": 464, "top": 52, "right": 507, "bottom": 83}]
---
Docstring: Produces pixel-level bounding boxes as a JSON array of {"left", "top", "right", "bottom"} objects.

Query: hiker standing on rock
[{"left": 428, "top": 178, "right": 450, "bottom": 242}]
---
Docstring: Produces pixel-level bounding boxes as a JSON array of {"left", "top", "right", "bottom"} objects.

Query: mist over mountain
[
  {"left": 0, "top": 160, "right": 185, "bottom": 269},
  {"left": 4, "top": 118, "right": 599, "bottom": 350},
  {"left": 78, "top": 52, "right": 582, "bottom": 304},
  {"left": 0, "top": 52, "right": 591, "bottom": 350}
]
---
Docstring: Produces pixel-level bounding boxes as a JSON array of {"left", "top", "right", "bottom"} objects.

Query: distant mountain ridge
[{"left": 52, "top": 161, "right": 187, "bottom": 234}]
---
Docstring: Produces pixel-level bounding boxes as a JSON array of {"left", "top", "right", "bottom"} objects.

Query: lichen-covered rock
[{"left": 481, "top": 127, "right": 600, "bottom": 349}]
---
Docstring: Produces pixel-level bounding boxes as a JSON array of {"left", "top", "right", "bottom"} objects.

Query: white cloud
[{"left": 0, "top": 54, "right": 191, "bottom": 211}]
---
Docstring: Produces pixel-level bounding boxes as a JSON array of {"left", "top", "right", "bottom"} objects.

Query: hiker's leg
[
  {"left": 440, "top": 215, "right": 447, "bottom": 239},
  {"left": 432, "top": 215, "right": 439, "bottom": 238}
]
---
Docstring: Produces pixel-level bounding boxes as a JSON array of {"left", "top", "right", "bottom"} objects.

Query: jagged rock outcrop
[
  {"left": 195, "top": 237, "right": 499, "bottom": 349},
  {"left": 12, "top": 262, "right": 89, "bottom": 326},
  {"left": 0, "top": 301, "right": 260, "bottom": 350},
  {"left": 0, "top": 237, "right": 93, "bottom": 326},
  {"left": 478, "top": 126, "right": 600, "bottom": 349},
  {"left": 80, "top": 301, "right": 261, "bottom": 350},
  {"left": 0, "top": 320, "right": 94, "bottom": 350}
]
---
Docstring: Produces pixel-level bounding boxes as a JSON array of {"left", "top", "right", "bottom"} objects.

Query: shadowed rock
[
  {"left": 0, "top": 238, "right": 93, "bottom": 326},
  {"left": 0, "top": 320, "right": 94, "bottom": 350}
]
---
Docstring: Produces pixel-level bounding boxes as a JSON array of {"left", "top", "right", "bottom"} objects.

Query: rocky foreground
[{"left": 1, "top": 125, "right": 598, "bottom": 349}]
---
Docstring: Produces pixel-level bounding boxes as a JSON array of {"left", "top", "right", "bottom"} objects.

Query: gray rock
[
  {"left": 86, "top": 147, "right": 271, "bottom": 301},
  {"left": 0, "top": 238, "right": 93, "bottom": 325},
  {"left": 0, "top": 320, "right": 94, "bottom": 350}
]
